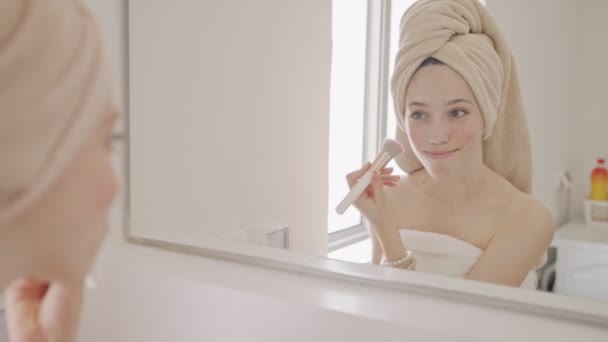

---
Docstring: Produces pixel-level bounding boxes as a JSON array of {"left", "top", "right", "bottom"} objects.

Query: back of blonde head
[{"left": 0, "top": 0, "right": 114, "bottom": 225}]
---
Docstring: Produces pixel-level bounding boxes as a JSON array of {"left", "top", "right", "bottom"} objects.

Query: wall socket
[{"left": 266, "top": 227, "right": 289, "bottom": 249}]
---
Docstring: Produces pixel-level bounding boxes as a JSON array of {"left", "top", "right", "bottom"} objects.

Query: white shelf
[{"left": 553, "top": 221, "right": 608, "bottom": 251}]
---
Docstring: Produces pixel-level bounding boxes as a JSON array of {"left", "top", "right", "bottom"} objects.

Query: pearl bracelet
[{"left": 380, "top": 251, "right": 417, "bottom": 270}]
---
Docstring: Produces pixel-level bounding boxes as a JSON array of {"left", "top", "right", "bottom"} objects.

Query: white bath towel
[{"left": 398, "top": 230, "right": 544, "bottom": 289}]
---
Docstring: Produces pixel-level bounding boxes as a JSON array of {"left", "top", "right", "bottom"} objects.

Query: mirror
[{"left": 126, "top": 0, "right": 608, "bottom": 319}]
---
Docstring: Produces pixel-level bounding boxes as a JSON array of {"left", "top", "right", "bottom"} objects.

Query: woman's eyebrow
[{"left": 446, "top": 98, "right": 472, "bottom": 105}]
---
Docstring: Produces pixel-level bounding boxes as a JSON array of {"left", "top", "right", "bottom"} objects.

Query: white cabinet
[{"left": 553, "top": 221, "right": 608, "bottom": 300}]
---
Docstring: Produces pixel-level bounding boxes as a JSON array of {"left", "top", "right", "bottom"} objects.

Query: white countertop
[
  {"left": 77, "top": 232, "right": 608, "bottom": 342},
  {"left": 3, "top": 223, "right": 608, "bottom": 334},
  {"left": 553, "top": 221, "right": 608, "bottom": 250}
]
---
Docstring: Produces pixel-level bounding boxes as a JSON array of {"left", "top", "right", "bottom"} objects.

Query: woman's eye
[
  {"left": 449, "top": 109, "right": 467, "bottom": 118},
  {"left": 410, "top": 111, "right": 426, "bottom": 120}
]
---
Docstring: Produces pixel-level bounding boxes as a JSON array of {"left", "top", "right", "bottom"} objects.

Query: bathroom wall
[
  {"left": 487, "top": 0, "right": 582, "bottom": 223},
  {"left": 126, "top": 0, "right": 331, "bottom": 255},
  {"left": 489, "top": 0, "right": 608, "bottom": 223},
  {"left": 570, "top": 0, "right": 608, "bottom": 220},
  {"left": 85, "top": 0, "right": 332, "bottom": 255}
]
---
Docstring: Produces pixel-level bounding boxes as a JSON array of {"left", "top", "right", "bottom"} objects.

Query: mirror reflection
[{"left": 128, "top": 0, "right": 608, "bottom": 305}]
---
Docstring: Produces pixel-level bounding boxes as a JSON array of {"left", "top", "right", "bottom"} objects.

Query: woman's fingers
[
  {"left": 370, "top": 171, "right": 386, "bottom": 204},
  {"left": 380, "top": 167, "right": 394, "bottom": 175},
  {"left": 381, "top": 175, "right": 400, "bottom": 183},
  {"left": 347, "top": 165, "right": 397, "bottom": 188},
  {"left": 347, "top": 165, "right": 399, "bottom": 207},
  {"left": 346, "top": 162, "right": 372, "bottom": 188}
]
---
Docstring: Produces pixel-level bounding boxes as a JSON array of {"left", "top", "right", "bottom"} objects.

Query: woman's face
[
  {"left": 404, "top": 64, "right": 485, "bottom": 179},
  {"left": 19, "top": 111, "right": 121, "bottom": 282}
]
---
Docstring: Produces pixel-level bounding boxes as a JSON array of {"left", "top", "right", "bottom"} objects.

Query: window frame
[{"left": 328, "top": 0, "right": 392, "bottom": 252}]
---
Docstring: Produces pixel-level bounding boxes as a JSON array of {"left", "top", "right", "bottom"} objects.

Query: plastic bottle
[{"left": 589, "top": 158, "right": 608, "bottom": 201}]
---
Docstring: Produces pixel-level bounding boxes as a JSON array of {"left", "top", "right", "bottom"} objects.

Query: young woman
[
  {"left": 0, "top": 0, "right": 119, "bottom": 340},
  {"left": 346, "top": 0, "right": 553, "bottom": 289}
]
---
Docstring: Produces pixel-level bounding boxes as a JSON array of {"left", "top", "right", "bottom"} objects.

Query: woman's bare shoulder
[
  {"left": 480, "top": 172, "right": 554, "bottom": 248},
  {"left": 499, "top": 191, "right": 555, "bottom": 247}
]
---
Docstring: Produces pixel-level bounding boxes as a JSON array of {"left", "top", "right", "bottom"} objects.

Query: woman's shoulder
[
  {"left": 494, "top": 174, "right": 551, "bottom": 222},
  {"left": 477, "top": 171, "right": 553, "bottom": 245},
  {"left": 512, "top": 193, "right": 552, "bottom": 224},
  {"left": 497, "top": 188, "right": 555, "bottom": 247}
]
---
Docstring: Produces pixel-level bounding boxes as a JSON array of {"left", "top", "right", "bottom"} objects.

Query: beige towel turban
[
  {"left": 0, "top": 0, "right": 114, "bottom": 225},
  {"left": 391, "top": 0, "right": 532, "bottom": 193}
]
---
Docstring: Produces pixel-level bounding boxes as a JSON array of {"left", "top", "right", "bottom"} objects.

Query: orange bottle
[{"left": 589, "top": 158, "right": 608, "bottom": 201}]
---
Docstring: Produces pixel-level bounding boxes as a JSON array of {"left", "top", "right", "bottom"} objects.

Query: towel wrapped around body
[{"left": 394, "top": 230, "right": 545, "bottom": 289}]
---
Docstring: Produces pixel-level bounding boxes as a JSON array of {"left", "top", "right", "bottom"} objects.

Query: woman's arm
[
  {"left": 466, "top": 204, "right": 554, "bottom": 287},
  {"left": 368, "top": 224, "right": 384, "bottom": 264},
  {"left": 344, "top": 164, "right": 401, "bottom": 265},
  {"left": 373, "top": 223, "right": 409, "bottom": 265}
]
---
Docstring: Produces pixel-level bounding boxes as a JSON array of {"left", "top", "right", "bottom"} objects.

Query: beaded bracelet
[{"left": 380, "top": 250, "right": 417, "bottom": 270}]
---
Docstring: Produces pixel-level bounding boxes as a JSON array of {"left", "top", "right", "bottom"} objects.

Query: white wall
[
  {"left": 127, "top": 0, "right": 331, "bottom": 256},
  {"left": 487, "top": 0, "right": 583, "bottom": 223},
  {"left": 571, "top": 0, "right": 608, "bottom": 219},
  {"left": 85, "top": 0, "right": 330, "bottom": 255},
  {"left": 489, "top": 0, "right": 608, "bottom": 223}
]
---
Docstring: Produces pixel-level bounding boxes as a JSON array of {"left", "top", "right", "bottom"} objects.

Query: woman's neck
[{"left": 424, "top": 163, "right": 493, "bottom": 204}]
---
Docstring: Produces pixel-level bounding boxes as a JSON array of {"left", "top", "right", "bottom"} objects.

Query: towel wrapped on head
[
  {"left": 0, "top": 0, "right": 114, "bottom": 225},
  {"left": 390, "top": 0, "right": 532, "bottom": 193}
]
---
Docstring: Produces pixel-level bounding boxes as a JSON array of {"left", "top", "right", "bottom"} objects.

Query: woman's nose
[{"left": 428, "top": 121, "right": 450, "bottom": 145}]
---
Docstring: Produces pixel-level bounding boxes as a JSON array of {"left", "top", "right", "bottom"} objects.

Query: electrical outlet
[{"left": 266, "top": 227, "right": 289, "bottom": 249}]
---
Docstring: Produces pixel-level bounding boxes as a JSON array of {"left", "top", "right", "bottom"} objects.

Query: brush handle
[{"left": 335, "top": 170, "right": 374, "bottom": 215}]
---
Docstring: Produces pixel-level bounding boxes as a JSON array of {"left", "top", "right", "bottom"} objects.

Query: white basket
[{"left": 584, "top": 200, "right": 608, "bottom": 227}]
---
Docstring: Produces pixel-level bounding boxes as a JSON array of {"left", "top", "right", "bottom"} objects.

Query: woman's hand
[
  {"left": 5, "top": 277, "right": 84, "bottom": 342},
  {"left": 346, "top": 163, "right": 400, "bottom": 229}
]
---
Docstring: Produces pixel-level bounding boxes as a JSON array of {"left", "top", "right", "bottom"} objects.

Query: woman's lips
[{"left": 424, "top": 149, "right": 458, "bottom": 159}]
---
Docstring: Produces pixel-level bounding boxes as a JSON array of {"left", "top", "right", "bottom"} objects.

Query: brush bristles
[{"left": 382, "top": 138, "right": 404, "bottom": 158}]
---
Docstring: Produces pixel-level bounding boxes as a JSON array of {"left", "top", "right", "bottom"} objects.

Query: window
[
  {"left": 328, "top": 0, "right": 487, "bottom": 258},
  {"left": 328, "top": 0, "right": 416, "bottom": 251},
  {"left": 327, "top": 0, "right": 368, "bottom": 236}
]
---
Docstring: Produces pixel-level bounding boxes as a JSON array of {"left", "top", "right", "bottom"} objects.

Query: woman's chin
[{"left": 423, "top": 160, "right": 452, "bottom": 178}]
